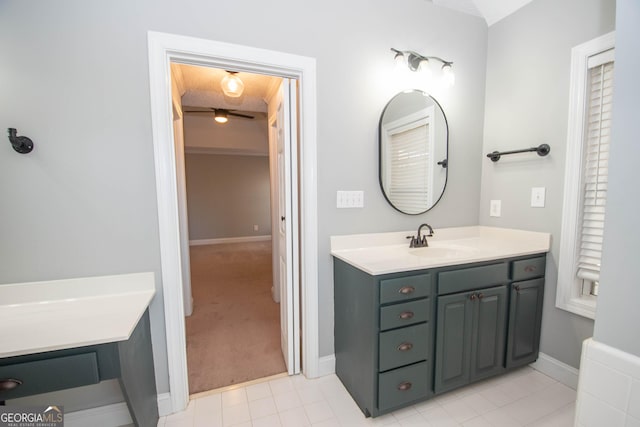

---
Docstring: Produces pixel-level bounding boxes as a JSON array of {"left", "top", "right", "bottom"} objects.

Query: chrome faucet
[{"left": 407, "top": 223, "right": 434, "bottom": 248}]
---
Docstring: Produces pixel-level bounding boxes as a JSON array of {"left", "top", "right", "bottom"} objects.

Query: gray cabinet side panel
[
  {"left": 118, "top": 309, "right": 159, "bottom": 427},
  {"left": 333, "top": 259, "right": 377, "bottom": 416}
]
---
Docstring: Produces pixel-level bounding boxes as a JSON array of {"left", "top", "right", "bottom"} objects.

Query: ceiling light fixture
[
  {"left": 221, "top": 71, "right": 245, "bottom": 98},
  {"left": 391, "top": 48, "right": 455, "bottom": 87},
  {"left": 214, "top": 109, "right": 229, "bottom": 124}
]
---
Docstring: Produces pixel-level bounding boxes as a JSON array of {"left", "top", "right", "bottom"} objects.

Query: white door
[{"left": 273, "top": 79, "right": 300, "bottom": 375}]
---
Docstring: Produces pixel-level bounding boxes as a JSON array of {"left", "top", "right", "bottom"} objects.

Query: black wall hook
[{"left": 7, "top": 128, "right": 34, "bottom": 154}]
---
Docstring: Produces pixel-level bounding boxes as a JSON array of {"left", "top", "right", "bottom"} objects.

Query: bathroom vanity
[
  {"left": 0, "top": 272, "right": 158, "bottom": 427},
  {"left": 331, "top": 226, "right": 549, "bottom": 417}
]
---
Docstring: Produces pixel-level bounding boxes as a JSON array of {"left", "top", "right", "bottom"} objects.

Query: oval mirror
[{"left": 379, "top": 90, "right": 448, "bottom": 214}]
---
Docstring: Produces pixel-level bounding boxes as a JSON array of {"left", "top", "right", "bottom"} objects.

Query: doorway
[
  {"left": 148, "top": 31, "right": 319, "bottom": 414},
  {"left": 170, "top": 63, "right": 294, "bottom": 393}
]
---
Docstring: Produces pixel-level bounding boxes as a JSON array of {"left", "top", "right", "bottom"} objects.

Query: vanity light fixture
[
  {"left": 221, "top": 71, "right": 245, "bottom": 98},
  {"left": 391, "top": 48, "right": 455, "bottom": 87}
]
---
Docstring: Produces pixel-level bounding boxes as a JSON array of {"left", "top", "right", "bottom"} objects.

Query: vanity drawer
[
  {"left": 380, "top": 299, "right": 429, "bottom": 331},
  {"left": 379, "top": 323, "right": 429, "bottom": 372},
  {"left": 511, "top": 256, "right": 546, "bottom": 281},
  {"left": 438, "top": 263, "right": 508, "bottom": 295},
  {"left": 378, "top": 361, "right": 430, "bottom": 412},
  {"left": 0, "top": 352, "right": 100, "bottom": 400},
  {"left": 380, "top": 274, "right": 431, "bottom": 304}
]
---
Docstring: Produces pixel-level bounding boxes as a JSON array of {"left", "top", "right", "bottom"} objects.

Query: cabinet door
[
  {"left": 470, "top": 285, "right": 508, "bottom": 381},
  {"left": 506, "top": 278, "right": 544, "bottom": 368},
  {"left": 434, "top": 292, "right": 473, "bottom": 394}
]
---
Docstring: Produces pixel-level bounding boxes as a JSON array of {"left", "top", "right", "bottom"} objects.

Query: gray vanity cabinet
[{"left": 333, "top": 254, "right": 545, "bottom": 417}]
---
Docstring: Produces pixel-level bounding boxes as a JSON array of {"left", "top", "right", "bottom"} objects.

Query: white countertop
[
  {"left": 331, "top": 226, "right": 551, "bottom": 275},
  {"left": 0, "top": 272, "right": 156, "bottom": 358}
]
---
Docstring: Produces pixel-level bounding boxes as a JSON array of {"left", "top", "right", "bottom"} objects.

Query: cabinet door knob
[
  {"left": 0, "top": 378, "right": 23, "bottom": 391},
  {"left": 514, "top": 285, "right": 521, "bottom": 292},
  {"left": 469, "top": 293, "right": 477, "bottom": 300},
  {"left": 397, "top": 342, "right": 414, "bottom": 352},
  {"left": 399, "top": 311, "right": 414, "bottom": 320},
  {"left": 398, "top": 286, "right": 415, "bottom": 295},
  {"left": 397, "top": 381, "right": 412, "bottom": 391},
  {"left": 478, "top": 293, "right": 484, "bottom": 300}
]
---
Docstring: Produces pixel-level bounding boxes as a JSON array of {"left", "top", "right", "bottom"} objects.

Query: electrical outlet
[
  {"left": 531, "top": 187, "right": 546, "bottom": 208},
  {"left": 337, "top": 191, "right": 364, "bottom": 208},
  {"left": 490, "top": 200, "right": 501, "bottom": 217}
]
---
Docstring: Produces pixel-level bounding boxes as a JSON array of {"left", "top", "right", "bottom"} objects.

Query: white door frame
[{"left": 147, "top": 31, "right": 319, "bottom": 413}]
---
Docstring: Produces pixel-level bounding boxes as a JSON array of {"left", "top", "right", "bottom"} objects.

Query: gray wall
[
  {"left": 593, "top": 0, "right": 640, "bottom": 358},
  {"left": 478, "top": 0, "right": 616, "bottom": 368},
  {"left": 0, "top": 0, "right": 487, "bottom": 410},
  {"left": 185, "top": 154, "right": 271, "bottom": 240}
]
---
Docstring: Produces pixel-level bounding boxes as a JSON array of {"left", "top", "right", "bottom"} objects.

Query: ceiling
[
  {"left": 174, "top": 63, "right": 280, "bottom": 114},
  {"left": 428, "top": 0, "right": 534, "bottom": 26}
]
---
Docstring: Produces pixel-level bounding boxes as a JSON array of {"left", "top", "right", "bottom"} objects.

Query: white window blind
[
  {"left": 576, "top": 57, "right": 614, "bottom": 295},
  {"left": 388, "top": 123, "right": 430, "bottom": 213}
]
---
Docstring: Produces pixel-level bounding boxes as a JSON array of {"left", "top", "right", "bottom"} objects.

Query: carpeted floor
[{"left": 186, "top": 241, "right": 286, "bottom": 394}]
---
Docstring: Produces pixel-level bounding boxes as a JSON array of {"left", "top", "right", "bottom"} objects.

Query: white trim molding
[
  {"left": 317, "top": 354, "right": 336, "bottom": 377},
  {"left": 147, "top": 31, "right": 319, "bottom": 415},
  {"left": 189, "top": 235, "right": 272, "bottom": 246},
  {"left": 530, "top": 352, "right": 580, "bottom": 390},
  {"left": 556, "top": 31, "right": 615, "bottom": 320}
]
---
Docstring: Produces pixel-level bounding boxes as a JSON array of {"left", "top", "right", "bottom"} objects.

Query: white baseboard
[
  {"left": 530, "top": 351, "right": 580, "bottom": 389},
  {"left": 157, "top": 392, "right": 173, "bottom": 417},
  {"left": 65, "top": 392, "right": 173, "bottom": 426},
  {"left": 189, "top": 235, "right": 271, "bottom": 246},
  {"left": 65, "top": 402, "right": 132, "bottom": 427},
  {"left": 317, "top": 354, "right": 336, "bottom": 377}
]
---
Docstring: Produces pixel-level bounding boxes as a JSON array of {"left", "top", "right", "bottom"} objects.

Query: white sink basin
[{"left": 408, "top": 244, "right": 477, "bottom": 259}]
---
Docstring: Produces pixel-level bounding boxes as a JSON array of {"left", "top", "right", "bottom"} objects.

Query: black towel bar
[{"left": 486, "top": 144, "right": 550, "bottom": 162}]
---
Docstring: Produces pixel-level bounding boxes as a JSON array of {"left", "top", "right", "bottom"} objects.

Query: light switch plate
[
  {"left": 531, "top": 187, "right": 546, "bottom": 208},
  {"left": 337, "top": 191, "right": 364, "bottom": 208},
  {"left": 490, "top": 200, "right": 501, "bottom": 217}
]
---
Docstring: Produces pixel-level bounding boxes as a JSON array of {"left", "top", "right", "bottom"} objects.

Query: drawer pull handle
[
  {"left": 397, "top": 381, "right": 412, "bottom": 391},
  {"left": 524, "top": 265, "right": 537, "bottom": 272},
  {"left": 397, "top": 342, "right": 414, "bottom": 352},
  {"left": 398, "top": 286, "right": 415, "bottom": 295},
  {"left": 399, "top": 311, "right": 414, "bottom": 320},
  {"left": 0, "top": 378, "right": 23, "bottom": 392},
  {"left": 514, "top": 285, "right": 521, "bottom": 292},
  {"left": 469, "top": 293, "right": 477, "bottom": 300}
]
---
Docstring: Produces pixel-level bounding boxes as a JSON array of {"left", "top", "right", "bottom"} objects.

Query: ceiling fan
[{"left": 183, "top": 108, "right": 254, "bottom": 123}]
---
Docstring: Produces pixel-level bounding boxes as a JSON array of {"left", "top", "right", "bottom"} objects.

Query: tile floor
[{"left": 157, "top": 366, "right": 576, "bottom": 427}]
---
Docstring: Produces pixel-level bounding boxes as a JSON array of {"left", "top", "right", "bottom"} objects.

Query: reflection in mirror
[{"left": 379, "top": 90, "right": 448, "bottom": 214}]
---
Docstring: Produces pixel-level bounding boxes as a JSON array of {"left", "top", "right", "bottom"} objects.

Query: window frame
[{"left": 557, "top": 31, "right": 615, "bottom": 319}]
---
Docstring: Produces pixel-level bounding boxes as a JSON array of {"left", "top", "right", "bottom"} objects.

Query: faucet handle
[{"left": 406, "top": 235, "right": 417, "bottom": 248}]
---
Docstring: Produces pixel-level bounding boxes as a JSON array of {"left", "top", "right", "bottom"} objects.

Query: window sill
[{"left": 556, "top": 296, "right": 596, "bottom": 320}]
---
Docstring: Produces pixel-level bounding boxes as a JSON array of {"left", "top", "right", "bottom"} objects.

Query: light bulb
[
  {"left": 214, "top": 110, "right": 229, "bottom": 124},
  {"left": 394, "top": 52, "right": 406, "bottom": 71},
  {"left": 221, "top": 73, "right": 244, "bottom": 98},
  {"left": 419, "top": 59, "right": 432, "bottom": 80},
  {"left": 442, "top": 63, "right": 455, "bottom": 87}
]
